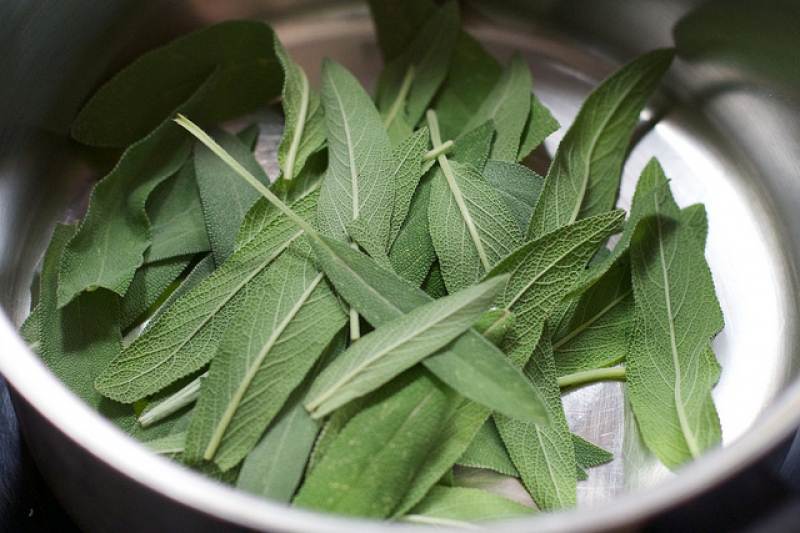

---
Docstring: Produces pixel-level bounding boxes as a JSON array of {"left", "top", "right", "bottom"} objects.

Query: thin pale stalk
[
  {"left": 138, "top": 371, "right": 208, "bottom": 427},
  {"left": 383, "top": 65, "right": 416, "bottom": 129},
  {"left": 423, "top": 140, "right": 454, "bottom": 162},
  {"left": 426, "top": 109, "right": 490, "bottom": 272},
  {"left": 557, "top": 366, "right": 626, "bottom": 390}
]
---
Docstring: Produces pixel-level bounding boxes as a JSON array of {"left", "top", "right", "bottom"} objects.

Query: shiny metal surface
[{"left": 1, "top": 1, "right": 800, "bottom": 531}]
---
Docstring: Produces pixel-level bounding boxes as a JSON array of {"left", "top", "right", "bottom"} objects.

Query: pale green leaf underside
[
  {"left": 316, "top": 59, "right": 396, "bottom": 253},
  {"left": 95, "top": 193, "right": 319, "bottom": 403},
  {"left": 527, "top": 49, "right": 675, "bottom": 241},
  {"left": 405, "top": 486, "right": 535, "bottom": 524},
  {"left": 627, "top": 170, "right": 723, "bottom": 469},
  {"left": 294, "top": 369, "right": 455, "bottom": 519},
  {"left": 429, "top": 160, "right": 523, "bottom": 292},
  {"left": 186, "top": 240, "right": 346, "bottom": 471},
  {"left": 305, "top": 275, "right": 507, "bottom": 418}
]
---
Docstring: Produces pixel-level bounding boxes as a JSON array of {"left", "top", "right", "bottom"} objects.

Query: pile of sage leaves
[{"left": 21, "top": 0, "right": 724, "bottom": 524}]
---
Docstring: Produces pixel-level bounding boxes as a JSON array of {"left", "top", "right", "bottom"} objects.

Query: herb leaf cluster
[{"left": 21, "top": 0, "right": 725, "bottom": 523}]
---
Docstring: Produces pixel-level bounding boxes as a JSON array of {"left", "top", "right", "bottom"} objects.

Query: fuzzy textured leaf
[
  {"left": 527, "top": 49, "right": 675, "bottom": 240},
  {"left": 304, "top": 275, "right": 508, "bottom": 418},
  {"left": 627, "top": 162, "right": 723, "bottom": 469},
  {"left": 95, "top": 193, "right": 319, "bottom": 403}
]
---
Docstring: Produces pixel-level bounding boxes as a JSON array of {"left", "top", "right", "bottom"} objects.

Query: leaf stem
[
  {"left": 422, "top": 140, "right": 454, "bottom": 162},
  {"left": 426, "top": 109, "right": 491, "bottom": 272},
  {"left": 138, "top": 371, "right": 208, "bottom": 427},
  {"left": 383, "top": 65, "right": 416, "bottom": 129},
  {"left": 284, "top": 67, "right": 311, "bottom": 181},
  {"left": 557, "top": 366, "right": 626, "bottom": 390}
]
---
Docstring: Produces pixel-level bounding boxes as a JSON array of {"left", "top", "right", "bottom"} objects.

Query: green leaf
[
  {"left": 388, "top": 173, "right": 437, "bottom": 286},
  {"left": 404, "top": 486, "right": 535, "bottom": 524},
  {"left": 71, "top": 20, "right": 282, "bottom": 148},
  {"left": 311, "top": 235, "right": 548, "bottom": 425},
  {"left": 304, "top": 275, "right": 508, "bottom": 419},
  {"left": 421, "top": 261, "right": 448, "bottom": 299},
  {"left": 449, "top": 120, "right": 495, "bottom": 170},
  {"left": 235, "top": 331, "right": 346, "bottom": 503},
  {"left": 316, "top": 59, "right": 396, "bottom": 255},
  {"left": 367, "top": 0, "right": 437, "bottom": 62},
  {"left": 58, "top": 99, "right": 198, "bottom": 307},
  {"left": 293, "top": 368, "right": 456, "bottom": 519},
  {"left": 432, "top": 32, "right": 504, "bottom": 140},
  {"left": 145, "top": 432, "right": 188, "bottom": 455},
  {"left": 627, "top": 161, "right": 723, "bottom": 469},
  {"left": 94, "top": 192, "right": 319, "bottom": 403},
  {"left": 527, "top": 49, "right": 675, "bottom": 240},
  {"left": 551, "top": 257, "right": 634, "bottom": 376},
  {"left": 194, "top": 130, "right": 272, "bottom": 265},
  {"left": 235, "top": 123, "right": 260, "bottom": 150},
  {"left": 482, "top": 159, "right": 544, "bottom": 234},
  {"left": 393, "top": 400, "right": 491, "bottom": 517},
  {"left": 517, "top": 94, "right": 560, "bottom": 162},
  {"left": 36, "top": 225, "right": 135, "bottom": 432},
  {"left": 185, "top": 240, "right": 346, "bottom": 471},
  {"left": 235, "top": 150, "right": 327, "bottom": 253},
  {"left": 375, "top": 2, "right": 460, "bottom": 139},
  {"left": 573, "top": 433, "right": 614, "bottom": 471},
  {"left": 306, "top": 396, "right": 365, "bottom": 477},
  {"left": 473, "top": 309, "right": 515, "bottom": 347},
  {"left": 275, "top": 36, "right": 326, "bottom": 181},
  {"left": 145, "top": 162, "right": 211, "bottom": 262},
  {"left": 429, "top": 159, "right": 523, "bottom": 291},
  {"left": 495, "top": 331, "right": 577, "bottom": 510},
  {"left": 120, "top": 255, "right": 192, "bottom": 331},
  {"left": 462, "top": 53, "right": 533, "bottom": 162},
  {"left": 488, "top": 210, "right": 625, "bottom": 367},
  {"left": 457, "top": 418, "right": 519, "bottom": 477},
  {"left": 388, "top": 128, "right": 433, "bottom": 245}
]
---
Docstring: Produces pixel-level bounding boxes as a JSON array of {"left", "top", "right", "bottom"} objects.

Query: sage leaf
[
  {"left": 94, "top": 192, "right": 319, "bottom": 403},
  {"left": 473, "top": 309, "right": 515, "bottom": 347},
  {"left": 146, "top": 162, "right": 211, "bottom": 262},
  {"left": 235, "top": 150, "right": 327, "bottom": 253},
  {"left": 375, "top": 2, "right": 460, "bottom": 140},
  {"left": 432, "top": 31, "right": 504, "bottom": 140},
  {"left": 388, "top": 173, "right": 437, "bottom": 285},
  {"left": 144, "top": 254, "right": 216, "bottom": 330},
  {"left": 482, "top": 159, "right": 545, "bottom": 234},
  {"left": 393, "top": 400, "right": 491, "bottom": 517},
  {"left": 304, "top": 275, "right": 508, "bottom": 419},
  {"left": 306, "top": 397, "right": 366, "bottom": 476},
  {"left": 495, "top": 331, "right": 577, "bottom": 510},
  {"left": 294, "top": 368, "right": 456, "bottom": 519},
  {"left": 275, "top": 37, "right": 326, "bottom": 181},
  {"left": 527, "top": 49, "right": 675, "bottom": 241},
  {"left": 58, "top": 93, "right": 199, "bottom": 307},
  {"left": 185, "top": 239, "right": 346, "bottom": 471},
  {"left": 194, "top": 130, "right": 272, "bottom": 265},
  {"left": 388, "top": 128, "right": 433, "bottom": 245},
  {"left": 428, "top": 110, "right": 523, "bottom": 292},
  {"left": 487, "top": 210, "right": 625, "bottom": 367},
  {"left": 573, "top": 433, "right": 614, "bottom": 472},
  {"left": 316, "top": 58, "right": 395, "bottom": 255},
  {"left": 145, "top": 432, "right": 188, "bottom": 455},
  {"left": 551, "top": 257, "right": 634, "bottom": 376},
  {"left": 120, "top": 255, "right": 192, "bottom": 331},
  {"left": 448, "top": 120, "right": 495, "bottom": 170},
  {"left": 517, "top": 94, "right": 560, "bottom": 162},
  {"left": 367, "top": 0, "right": 437, "bottom": 63},
  {"left": 404, "top": 486, "right": 535, "bottom": 524},
  {"left": 310, "top": 236, "right": 548, "bottom": 425},
  {"left": 71, "top": 20, "right": 282, "bottom": 147},
  {"left": 235, "top": 331, "right": 346, "bottom": 503},
  {"left": 627, "top": 162, "right": 723, "bottom": 469},
  {"left": 35, "top": 225, "right": 135, "bottom": 432},
  {"left": 457, "top": 418, "right": 519, "bottom": 477},
  {"left": 462, "top": 53, "right": 533, "bottom": 162},
  {"left": 421, "top": 262, "right": 448, "bottom": 299}
]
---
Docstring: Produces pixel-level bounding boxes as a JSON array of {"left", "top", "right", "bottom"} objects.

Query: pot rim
[{"left": 2, "top": 310, "right": 799, "bottom": 532}]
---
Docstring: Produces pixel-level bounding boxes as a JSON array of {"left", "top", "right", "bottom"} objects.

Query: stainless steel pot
[{"left": 2, "top": 1, "right": 800, "bottom": 531}]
